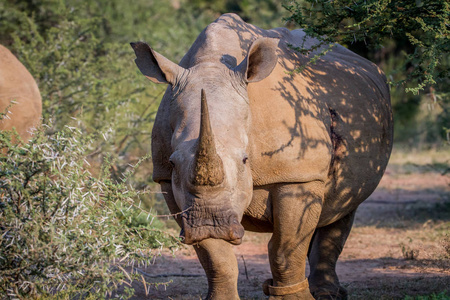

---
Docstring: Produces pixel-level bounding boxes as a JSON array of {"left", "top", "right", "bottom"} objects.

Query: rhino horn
[{"left": 192, "top": 89, "right": 224, "bottom": 186}]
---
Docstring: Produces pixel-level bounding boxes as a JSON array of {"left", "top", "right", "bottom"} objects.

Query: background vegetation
[
  {"left": 284, "top": 0, "right": 450, "bottom": 147},
  {"left": 0, "top": 0, "right": 448, "bottom": 298}
]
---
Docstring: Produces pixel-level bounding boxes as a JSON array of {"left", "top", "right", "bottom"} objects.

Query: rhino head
[{"left": 131, "top": 37, "right": 278, "bottom": 245}]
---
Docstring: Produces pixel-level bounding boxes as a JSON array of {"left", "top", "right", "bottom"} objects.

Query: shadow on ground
[
  {"left": 355, "top": 189, "right": 449, "bottom": 228},
  {"left": 124, "top": 233, "right": 450, "bottom": 300}
]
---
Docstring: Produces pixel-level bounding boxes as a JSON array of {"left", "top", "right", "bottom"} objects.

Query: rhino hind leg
[{"left": 307, "top": 210, "right": 356, "bottom": 300}]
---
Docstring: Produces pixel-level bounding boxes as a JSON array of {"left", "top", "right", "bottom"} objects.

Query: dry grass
[{"left": 388, "top": 145, "right": 450, "bottom": 175}]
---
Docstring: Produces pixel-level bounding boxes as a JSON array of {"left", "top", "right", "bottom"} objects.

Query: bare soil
[{"left": 123, "top": 165, "right": 450, "bottom": 299}]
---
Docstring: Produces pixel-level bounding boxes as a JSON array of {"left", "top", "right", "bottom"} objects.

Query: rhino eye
[
  {"left": 243, "top": 155, "right": 248, "bottom": 164},
  {"left": 169, "top": 159, "right": 175, "bottom": 167}
]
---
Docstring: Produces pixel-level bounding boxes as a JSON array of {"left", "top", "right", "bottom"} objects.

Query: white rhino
[
  {"left": 0, "top": 45, "right": 42, "bottom": 143},
  {"left": 131, "top": 13, "right": 392, "bottom": 300}
]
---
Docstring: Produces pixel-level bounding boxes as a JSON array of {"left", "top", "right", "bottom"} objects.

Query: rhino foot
[
  {"left": 310, "top": 285, "right": 348, "bottom": 300},
  {"left": 263, "top": 278, "right": 314, "bottom": 300},
  {"left": 267, "top": 291, "right": 314, "bottom": 300}
]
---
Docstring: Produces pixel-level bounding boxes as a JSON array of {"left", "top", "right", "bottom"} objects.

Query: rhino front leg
[
  {"left": 266, "top": 181, "right": 324, "bottom": 300},
  {"left": 194, "top": 239, "right": 240, "bottom": 300},
  {"left": 160, "top": 182, "right": 240, "bottom": 299},
  {"left": 307, "top": 210, "right": 356, "bottom": 300}
]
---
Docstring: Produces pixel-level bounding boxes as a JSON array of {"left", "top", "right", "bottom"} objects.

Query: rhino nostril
[
  {"left": 229, "top": 219, "right": 245, "bottom": 243},
  {"left": 179, "top": 228, "right": 186, "bottom": 241}
]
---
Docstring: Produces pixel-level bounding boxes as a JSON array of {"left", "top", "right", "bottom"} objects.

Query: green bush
[
  {"left": 283, "top": 0, "right": 450, "bottom": 94},
  {"left": 0, "top": 0, "right": 290, "bottom": 213},
  {"left": 283, "top": 0, "right": 450, "bottom": 145},
  {"left": 0, "top": 126, "right": 179, "bottom": 299},
  {"left": 0, "top": 1, "right": 163, "bottom": 209}
]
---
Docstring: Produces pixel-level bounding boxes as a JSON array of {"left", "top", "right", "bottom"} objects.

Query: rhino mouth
[{"left": 179, "top": 209, "right": 245, "bottom": 245}]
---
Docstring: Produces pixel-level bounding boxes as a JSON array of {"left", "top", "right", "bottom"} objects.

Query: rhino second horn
[{"left": 192, "top": 89, "right": 225, "bottom": 186}]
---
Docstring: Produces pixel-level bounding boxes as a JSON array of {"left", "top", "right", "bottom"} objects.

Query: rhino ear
[
  {"left": 235, "top": 38, "right": 279, "bottom": 83},
  {"left": 130, "top": 41, "right": 185, "bottom": 84}
]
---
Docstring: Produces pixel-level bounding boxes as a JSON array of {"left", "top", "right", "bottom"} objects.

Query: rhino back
[
  {"left": 0, "top": 45, "right": 42, "bottom": 142},
  {"left": 151, "top": 15, "right": 393, "bottom": 225},
  {"left": 246, "top": 28, "right": 393, "bottom": 226}
]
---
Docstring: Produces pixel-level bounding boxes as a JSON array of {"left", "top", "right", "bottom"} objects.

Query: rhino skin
[
  {"left": 131, "top": 13, "right": 392, "bottom": 300},
  {"left": 0, "top": 45, "right": 42, "bottom": 143}
]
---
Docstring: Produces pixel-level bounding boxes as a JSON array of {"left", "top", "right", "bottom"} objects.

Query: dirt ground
[{"left": 123, "top": 159, "right": 450, "bottom": 299}]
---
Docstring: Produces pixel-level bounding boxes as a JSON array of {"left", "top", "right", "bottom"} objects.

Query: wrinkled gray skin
[{"left": 131, "top": 13, "right": 393, "bottom": 300}]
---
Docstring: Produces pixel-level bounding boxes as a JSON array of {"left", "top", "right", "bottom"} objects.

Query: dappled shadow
[
  {"left": 340, "top": 258, "right": 450, "bottom": 300},
  {"left": 122, "top": 250, "right": 271, "bottom": 299},
  {"left": 337, "top": 257, "right": 450, "bottom": 279},
  {"left": 144, "top": 12, "right": 396, "bottom": 300},
  {"left": 199, "top": 13, "right": 393, "bottom": 225},
  {"left": 151, "top": 12, "right": 393, "bottom": 228}
]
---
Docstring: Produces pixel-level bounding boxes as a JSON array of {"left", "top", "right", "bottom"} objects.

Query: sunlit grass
[{"left": 389, "top": 145, "right": 450, "bottom": 169}]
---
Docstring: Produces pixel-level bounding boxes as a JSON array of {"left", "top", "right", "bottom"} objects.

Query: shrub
[
  {"left": 283, "top": 0, "right": 450, "bottom": 146},
  {"left": 0, "top": 126, "right": 179, "bottom": 299},
  {"left": 283, "top": 0, "right": 450, "bottom": 94}
]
